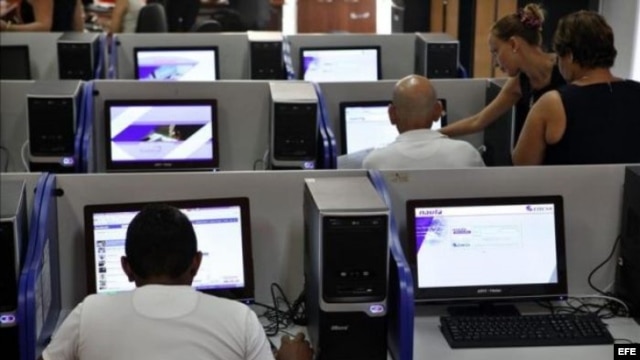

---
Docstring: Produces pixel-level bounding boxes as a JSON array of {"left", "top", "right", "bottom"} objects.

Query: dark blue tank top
[
  {"left": 515, "top": 64, "right": 566, "bottom": 141},
  {"left": 20, "top": 0, "right": 77, "bottom": 31},
  {"left": 544, "top": 80, "right": 640, "bottom": 165}
]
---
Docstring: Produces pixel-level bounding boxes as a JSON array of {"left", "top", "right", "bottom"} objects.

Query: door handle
[{"left": 349, "top": 11, "right": 371, "bottom": 20}]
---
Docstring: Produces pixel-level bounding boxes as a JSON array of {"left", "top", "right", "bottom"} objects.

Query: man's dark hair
[
  {"left": 553, "top": 10, "right": 617, "bottom": 69},
  {"left": 125, "top": 204, "right": 197, "bottom": 279}
]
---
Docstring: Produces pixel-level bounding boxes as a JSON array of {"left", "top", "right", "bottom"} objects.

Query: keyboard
[{"left": 440, "top": 313, "right": 614, "bottom": 349}]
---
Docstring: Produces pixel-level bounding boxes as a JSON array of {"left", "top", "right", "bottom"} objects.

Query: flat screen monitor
[
  {"left": 339, "top": 99, "right": 448, "bottom": 155},
  {"left": 406, "top": 195, "right": 567, "bottom": 310},
  {"left": 84, "top": 197, "right": 254, "bottom": 302},
  {"left": 104, "top": 99, "right": 218, "bottom": 172},
  {"left": 134, "top": 47, "right": 219, "bottom": 81},
  {"left": 300, "top": 46, "right": 381, "bottom": 82},
  {"left": 0, "top": 45, "right": 31, "bottom": 80}
]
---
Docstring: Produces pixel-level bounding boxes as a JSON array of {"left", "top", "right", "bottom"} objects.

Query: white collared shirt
[{"left": 362, "top": 129, "right": 485, "bottom": 170}]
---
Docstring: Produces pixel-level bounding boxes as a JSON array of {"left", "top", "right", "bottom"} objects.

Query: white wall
[{"left": 600, "top": 0, "right": 640, "bottom": 80}]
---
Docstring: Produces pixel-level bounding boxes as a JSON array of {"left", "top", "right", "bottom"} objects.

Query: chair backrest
[
  {"left": 135, "top": 3, "right": 168, "bottom": 33},
  {"left": 165, "top": 0, "right": 201, "bottom": 32},
  {"left": 192, "top": 19, "right": 223, "bottom": 33},
  {"left": 210, "top": 8, "right": 246, "bottom": 32}
]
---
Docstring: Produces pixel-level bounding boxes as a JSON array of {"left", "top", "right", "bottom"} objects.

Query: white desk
[{"left": 414, "top": 314, "right": 640, "bottom": 360}]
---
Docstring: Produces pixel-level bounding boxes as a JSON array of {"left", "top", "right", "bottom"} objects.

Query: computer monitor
[
  {"left": 406, "top": 195, "right": 567, "bottom": 315},
  {"left": 339, "top": 99, "right": 448, "bottom": 155},
  {"left": 134, "top": 47, "right": 219, "bottom": 81},
  {"left": 300, "top": 46, "right": 381, "bottom": 82},
  {"left": 104, "top": 99, "right": 218, "bottom": 172},
  {"left": 0, "top": 45, "right": 31, "bottom": 80},
  {"left": 84, "top": 197, "right": 254, "bottom": 302}
]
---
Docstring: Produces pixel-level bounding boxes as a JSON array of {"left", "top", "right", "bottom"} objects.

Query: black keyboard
[{"left": 440, "top": 313, "right": 614, "bottom": 348}]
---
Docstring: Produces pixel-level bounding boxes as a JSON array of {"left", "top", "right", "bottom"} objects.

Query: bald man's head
[{"left": 389, "top": 75, "right": 442, "bottom": 133}]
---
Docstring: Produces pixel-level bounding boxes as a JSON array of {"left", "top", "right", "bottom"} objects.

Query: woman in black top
[
  {"left": 440, "top": 3, "right": 565, "bottom": 142},
  {"left": 513, "top": 11, "right": 640, "bottom": 165},
  {"left": 0, "top": 0, "right": 84, "bottom": 32}
]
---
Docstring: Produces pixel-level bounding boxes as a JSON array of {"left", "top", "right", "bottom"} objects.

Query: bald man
[{"left": 362, "top": 75, "right": 485, "bottom": 170}]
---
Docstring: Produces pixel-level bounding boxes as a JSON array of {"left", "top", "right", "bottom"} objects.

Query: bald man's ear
[
  {"left": 388, "top": 104, "right": 397, "bottom": 125},
  {"left": 431, "top": 100, "right": 443, "bottom": 123}
]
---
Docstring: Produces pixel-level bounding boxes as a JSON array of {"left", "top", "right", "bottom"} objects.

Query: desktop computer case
[
  {"left": 304, "top": 177, "right": 389, "bottom": 360},
  {"left": 616, "top": 166, "right": 640, "bottom": 317},
  {"left": 0, "top": 179, "right": 28, "bottom": 359}
]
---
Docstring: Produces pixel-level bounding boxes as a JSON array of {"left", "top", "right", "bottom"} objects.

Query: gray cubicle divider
[
  {"left": 377, "top": 165, "right": 627, "bottom": 296},
  {"left": 113, "top": 33, "right": 251, "bottom": 80},
  {"left": 284, "top": 34, "right": 416, "bottom": 81},
  {"left": 317, "top": 78, "right": 488, "bottom": 156},
  {"left": 0, "top": 81, "right": 34, "bottom": 172},
  {"left": 53, "top": 170, "right": 366, "bottom": 310},
  {"left": 89, "top": 80, "right": 273, "bottom": 172},
  {"left": 0, "top": 173, "right": 43, "bottom": 228},
  {"left": 0, "top": 33, "right": 64, "bottom": 80}
]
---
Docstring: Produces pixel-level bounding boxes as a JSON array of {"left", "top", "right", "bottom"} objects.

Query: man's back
[
  {"left": 363, "top": 129, "right": 485, "bottom": 170},
  {"left": 43, "top": 285, "right": 273, "bottom": 360}
]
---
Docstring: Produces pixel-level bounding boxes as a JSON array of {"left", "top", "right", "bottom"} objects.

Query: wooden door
[{"left": 297, "top": 0, "right": 375, "bottom": 33}]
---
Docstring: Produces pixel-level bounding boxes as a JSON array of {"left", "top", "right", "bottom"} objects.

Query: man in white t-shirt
[
  {"left": 363, "top": 75, "right": 485, "bottom": 170},
  {"left": 41, "top": 204, "right": 312, "bottom": 360}
]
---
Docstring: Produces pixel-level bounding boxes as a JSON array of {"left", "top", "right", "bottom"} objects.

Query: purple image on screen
[
  {"left": 415, "top": 216, "right": 434, "bottom": 253},
  {"left": 109, "top": 105, "right": 214, "bottom": 163},
  {"left": 302, "top": 56, "right": 317, "bottom": 75}
]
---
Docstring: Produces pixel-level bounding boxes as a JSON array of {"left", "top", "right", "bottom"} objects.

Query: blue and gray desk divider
[
  {"left": 369, "top": 169, "right": 415, "bottom": 360},
  {"left": 78, "top": 81, "right": 95, "bottom": 173},
  {"left": 313, "top": 82, "right": 337, "bottom": 169},
  {"left": 94, "top": 34, "right": 107, "bottom": 80},
  {"left": 17, "top": 173, "right": 62, "bottom": 360},
  {"left": 107, "top": 35, "right": 119, "bottom": 79}
]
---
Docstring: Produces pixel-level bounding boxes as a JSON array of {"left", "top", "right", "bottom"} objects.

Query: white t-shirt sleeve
[
  {"left": 244, "top": 308, "right": 275, "bottom": 360},
  {"left": 42, "top": 302, "right": 83, "bottom": 360}
]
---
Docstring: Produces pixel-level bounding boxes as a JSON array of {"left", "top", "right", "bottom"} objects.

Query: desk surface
[{"left": 414, "top": 315, "right": 640, "bottom": 359}]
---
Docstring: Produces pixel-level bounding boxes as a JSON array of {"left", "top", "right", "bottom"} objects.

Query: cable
[
  {"left": 254, "top": 283, "right": 307, "bottom": 337},
  {"left": 20, "top": 141, "right": 30, "bottom": 172},
  {"left": 588, "top": 235, "right": 621, "bottom": 296}
]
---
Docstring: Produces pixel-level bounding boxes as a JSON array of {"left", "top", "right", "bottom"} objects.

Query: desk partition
[
  {"left": 112, "top": 33, "right": 251, "bottom": 80},
  {"left": 0, "top": 81, "right": 34, "bottom": 172},
  {"left": 0, "top": 33, "right": 64, "bottom": 80}
]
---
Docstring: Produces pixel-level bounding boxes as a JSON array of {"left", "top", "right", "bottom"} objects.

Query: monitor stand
[{"left": 447, "top": 302, "right": 520, "bottom": 317}]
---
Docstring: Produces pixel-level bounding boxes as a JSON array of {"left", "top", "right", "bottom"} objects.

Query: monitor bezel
[
  {"left": 406, "top": 195, "right": 568, "bottom": 304},
  {"left": 0, "top": 45, "right": 32, "bottom": 80},
  {"left": 339, "top": 100, "right": 391, "bottom": 155},
  {"left": 83, "top": 197, "right": 255, "bottom": 302},
  {"left": 299, "top": 45, "right": 382, "bottom": 81},
  {"left": 133, "top": 46, "right": 220, "bottom": 81},
  {"left": 104, "top": 99, "right": 219, "bottom": 172}
]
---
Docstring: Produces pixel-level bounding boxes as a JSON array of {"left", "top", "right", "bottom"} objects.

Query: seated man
[
  {"left": 363, "top": 75, "right": 485, "bottom": 170},
  {"left": 41, "top": 204, "right": 312, "bottom": 360}
]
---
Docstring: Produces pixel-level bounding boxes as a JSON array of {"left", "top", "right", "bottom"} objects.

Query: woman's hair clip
[{"left": 517, "top": 8, "right": 542, "bottom": 31}]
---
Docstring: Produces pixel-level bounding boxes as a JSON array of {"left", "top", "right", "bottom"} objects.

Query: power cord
[
  {"left": 588, "top": 235, "right": 621, "bottom": 296},
  {"left": 20, "top": 141, "right": 30, "bottom": 172},
  {"left": 254, "top": 283, "right": 307, "bottom": 337}
]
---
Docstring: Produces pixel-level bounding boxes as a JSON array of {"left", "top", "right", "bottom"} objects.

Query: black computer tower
[
  {"left": 616, "top": 166, "right": 640, "bottom": 317},
  {"left": 482, "top": 79, "right": 515, "bottom": 166},
  {"left": 249, "top": 32, "right": 285, "bottom": 80},
  {"left": 57, "top": 32, "right": 102, "bottom": 80},
  {"left": 27, "top": 80, "right": 83, "bottom": 172},
  {"left": 269, "top": 82, "right": 318, "bottom": 170},
  {"left": 415, "top": 33, "right": 459, "bottom": 79},
  {"left": 304, "top": 177, "right": 389, "bottom": 360},
  {"left": 0, "top": 179, "right": 28, "bottom": 360}
]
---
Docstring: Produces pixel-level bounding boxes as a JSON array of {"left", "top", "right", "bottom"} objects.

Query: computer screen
[
  {"left": 0, "top": 45, "right": 31, "bottom": 80},
  {"left": 300, "top": 46, "right": 381, "bottom": 82},
  {"left": 406, "top": 195, "right": 567, "bottom": 305},
  {"left": 339, "top": 99, "right": 448, "bottom": 155},
  {"left": 84, "top": 197, "right": 254, "bottom": 302},
  {"left": 134, "top": 47, "right": 219, "bottom": 81},
  {"left": 104, "top": 99, "right": 218, "bottom": 172}
]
